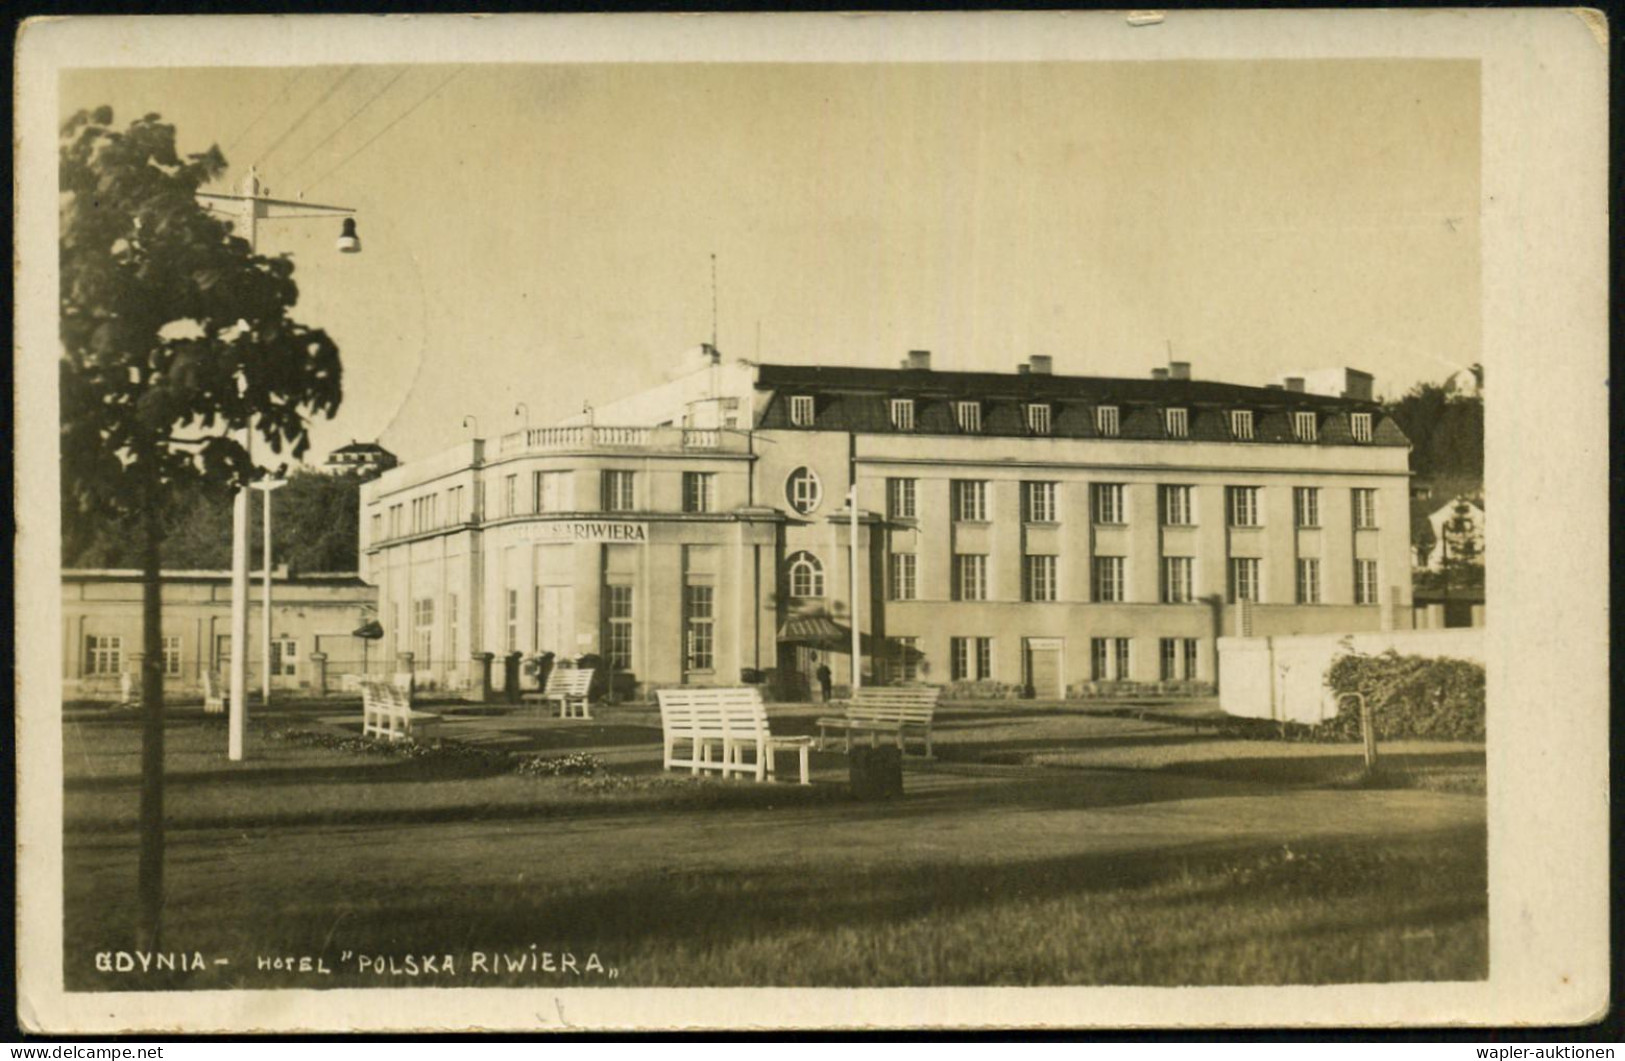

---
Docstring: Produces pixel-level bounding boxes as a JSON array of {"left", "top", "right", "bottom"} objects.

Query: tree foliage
[
  {"left": 60, "top": 107, "right": 343, "bottom": 525},
  {"left": 1382, "top": 372, "right": 1483, "bottom": 484},
  {"left": 1323, "top": 650, "right": 1485, "bottom": 741}
]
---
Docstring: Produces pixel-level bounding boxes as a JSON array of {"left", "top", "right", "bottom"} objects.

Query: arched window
[
  {"left": 787, "top": 551, "right": 824, "bottom": 598},
  {"left": 786, "top": 466, "right": 822, "bottom": 515}
]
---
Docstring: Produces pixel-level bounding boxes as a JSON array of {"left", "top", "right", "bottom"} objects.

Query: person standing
[{"left": 816, "top": 660, "right": 833, "bottom": 703}]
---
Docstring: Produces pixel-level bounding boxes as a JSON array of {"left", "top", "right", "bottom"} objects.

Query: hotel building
[{"left": 360, "top": 350, "right": 1412, "bottom": 700}]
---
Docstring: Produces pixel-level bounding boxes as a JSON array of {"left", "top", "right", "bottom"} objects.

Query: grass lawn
[{"left": 62, "top": 702, "right": 1486, "bottom": 989}]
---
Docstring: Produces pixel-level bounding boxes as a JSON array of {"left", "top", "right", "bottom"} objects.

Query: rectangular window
[
  {"left": 1227, "top": 486, "right": 1261, "bottom": 527},
  {"left": 1294, "top": 487, "right": 1321, "bottom": 528},
  {"left": 955, "top": 401, "right": 982, "bottom": 433},
  {"left": 161, "top": 635, "right": 182, "bottom": 677},
  {"left": 1353, "top": 488, "right": 1379, "bottom": 529},
  {"left": 1229, "top": 557, "right": 1261, "bottom": 603},
  {"left": 1092, "top": 556, "right": 1126, "bottom": 602},
  {"left": 86, "top": 635, "right": 122, "bottom": 676},
  {"left": 950, "top": 637, "right": 993, "bottom": 681},
  {"left": 448, "top": 594, "right": 459, "bottom": 663},
  {"left": 413, "top": 598, "right": 435, "bottom": 666},
  {"left": 602, "top": 470, "right": 635, "bottom": 512},
  {"left": 1024, "top": 554, "right": 1058, "bottom": 602},
  {"left": 1026, "top": 403, "right": 1052, "bottom": 435},
  {"left": 790, "top": 395, "right": 815, "bottom": 427},
  {"left": 1164, "top": 407, "right": 1189, "bottom": 438},
  {"left": 1091, "top": 638, "right": 1130, "bottom": 681},
  {"left": 682, "top": 471, "right": 716, "bottom": 514},
  {"left": 889, "top": 637, "right": 920, "bottom": 683},
  {"left": 451, "top": 485, "right": 465, "bottom": 523},
  {"left": 270, "top": 637, "right": 298, "bottom": 678},
  {"left": 606, "top": 585, "right": 634, "bottom": 669},
  {"left": 502, "top": 475, "right": 517, "bottom": 517},
  {"left": 889, "top": 553, "right": 917, "bottom": 601},
  {"left": 953, "top": 554, "right": 988, "bottom": 601},
  {"left": 371, "top": 513, "right": 382, "bottom": 542},
  {"left": 1159, "top": 638, "right": 1179, "bottom": 682},
  {"left": 1095, "top": 405, "right": 1120, "bottom": 437},
  {"left": 887, "top": 477, "right": 918, "bottom": 520},
  {"left": 1160, "top": 485, "right": 1194, "bottom": 526},
  {"left": 1350, "top": 412, "right": 1373, "bottom": 443},
  {"left": 951, "top": 480, "right": 988, "bottom": 522},
  {"left": 1183, "top": 638, "right": 1199, "bottom": 681},
  {"left": 1355, "top": 559, "right": 1379, "bottom": 605},
  {"left": 1161, "top": 556, "right": 1194, "bottom": 603},
  {"left": 1296, "top": 558, "right": 1322, "bottom": 604},
  {"left": 1092, "top": 483, "right": 1126, "bottom": 525},
  {"left": 1023, "top": 481, "right": 1058, "bottom": 523},
  {"left": 1230, "top": 409, "right": 1254, "bottom": 440},
  {"left": 506, "top": 589, "right": 519, "bottom": 653},
  {"left": 535, "top": 471, "right": 572, "bottom": 514},
  {"left": 1294, "top": 411, "right": 1319, "bottom": 441},
  {"left": 683, "top": 585, "right": 715, "bottom": 672},
  {"left": 889, "top": 399, "right": 915, "bottom": 431}
]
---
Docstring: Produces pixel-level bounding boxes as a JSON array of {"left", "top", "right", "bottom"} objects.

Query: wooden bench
[
  {"left": 817, "top": 686, "right": 940, "bottom": 757},
  {"left": 361, "top": 680, "right": 440, "bottom": 742},
  {"left": 533, "top": 667, "right": 595, "bottom": 719},
  {"left": 202, "top": 670, "right": 227, "bottom": 714},
  {"left": 657, "top": 687, "right": 813, "bottom": 784}
]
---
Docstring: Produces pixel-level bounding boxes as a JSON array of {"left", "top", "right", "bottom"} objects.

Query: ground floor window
[
  {"left": 683, "top": 585, "right": 714, "bottom": 672},
  {"left": 414, "top": 598, "right": 435, "bottom": 668},
  {"left": 1355, "top": 559, "right": 1379, "bottom": 605},
  {"left": 606, "top": 585, "right": 634, "bottom": 670},
  {"left": 506, "top": 589, "right": 519, "bottom": 654},
  {"left": 1160, "top": 638, "right": 1199, "bottom": 681},
  {"left": 1296, "top": 558, "right": 1321, "bottom": 605},
  {"left": 1229, "top": 557, "right": 1261, "bottom": 603},
  {"left": 161, "top": 635, "right": 182, "bottom": 677},
  {"left": 950, "top": 636, "right": 993, "bottom": 681},
  {"left": 888, "top": 637, "right": 920, "bottom": 683},
  {"left": 270, "top": 638, "right": 298, "bottom": 677},
  {"left": 86, "top": 635, "right": 122, "bottom": 676},
  {"left": 447, "top": 594, "right": 459, "bottom": 663},
  {"left": 1091, "top": 637, "right": 1131, "bottom": 682}
]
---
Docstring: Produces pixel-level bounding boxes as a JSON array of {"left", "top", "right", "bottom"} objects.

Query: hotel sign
[{"left": 522, "top": 520, "right": 648, "bottom": 544}]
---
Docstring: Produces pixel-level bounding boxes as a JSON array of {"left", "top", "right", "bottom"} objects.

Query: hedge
[{"left": 1322, "top": 650, "right": 1485, "bottom": 741}]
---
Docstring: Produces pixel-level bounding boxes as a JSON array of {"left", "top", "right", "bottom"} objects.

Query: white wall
[{"left": 1218, "top": 626, "right": 1485, "bottom": 725}]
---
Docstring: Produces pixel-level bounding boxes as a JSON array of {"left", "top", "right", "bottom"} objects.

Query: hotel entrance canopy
[{"left": 777, "top": 615, "right": 848, "bottom": 646}]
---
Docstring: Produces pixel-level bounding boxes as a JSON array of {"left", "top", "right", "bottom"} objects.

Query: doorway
[{"left": 1024, "top": 638, "right": 1064, "bottom": 700}]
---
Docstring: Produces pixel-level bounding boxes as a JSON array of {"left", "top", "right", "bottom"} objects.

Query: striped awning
[{"left": 777, "top": 615, "right": 848, "bottom": 644}]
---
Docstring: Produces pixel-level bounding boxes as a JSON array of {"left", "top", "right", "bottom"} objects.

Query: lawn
[{"left": 61, "top": 701, "right": 1487, "bottom": 989}]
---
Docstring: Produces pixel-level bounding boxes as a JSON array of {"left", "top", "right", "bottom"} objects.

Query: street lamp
[
  {"left": 251, "top": 478, "right": 288, "bottom": 706},
  {"left": 197, "top": 168, "right": 359, "bottom": 761}
]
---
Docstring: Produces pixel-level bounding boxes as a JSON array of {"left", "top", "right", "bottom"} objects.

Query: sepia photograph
[{"left": 14, "top": 11, "right": 1609, "bottom": 1034}]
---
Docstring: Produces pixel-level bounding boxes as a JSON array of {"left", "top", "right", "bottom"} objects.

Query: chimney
[
  {"left": 1284, "top": 376, "right": 1305, "bottom": 393},
  {"left": 1169, "top": 361, "right": 1191, "bottom": 381},
  {"left": 1017, "top": 363, "right": 1031, "bottom": 375},
  {"left": 905, "top": 350, "right": 932, "bottom": 371},
  {"left": 1266, "top": 383, "right": 1284, "bottom": 391},
  {"left": 1029, "top": 355, "right": 1053, "bottom": 375},
  {"left": 1151, "top": 367, "right": 1170, "bottom": 382}
]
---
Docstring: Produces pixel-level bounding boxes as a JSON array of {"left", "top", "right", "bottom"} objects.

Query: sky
[{"left": 62, "top": 60, "right": 1480, "bottom": 464}]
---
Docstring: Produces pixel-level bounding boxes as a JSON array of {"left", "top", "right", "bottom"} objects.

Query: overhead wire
[
  {"left": 303, "top": 67, "right": 465, "bottom": 194},
  {"left": 285, "top": 66, "right": 411, "bottom": 181},
  {"left": 222, "top": 67, "right": 309, "bottom": 160},
  {"left": 252, "top": 65, "right": 362, "bottom": 173}
]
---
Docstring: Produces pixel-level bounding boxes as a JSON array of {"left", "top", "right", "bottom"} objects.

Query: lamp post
[
  {"left": 848, "top": 483, "right": 861, "bottom": 692},
  {"left": 251, "top": 478, "right": 288, "bottom": 706},
  {"left": 198, "top": 168, "right": 359, "bottom": 760}
]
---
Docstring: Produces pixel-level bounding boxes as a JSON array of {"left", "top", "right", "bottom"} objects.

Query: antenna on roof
[{"left": 710, "top": 253, "right": 719, "bottom": 351}]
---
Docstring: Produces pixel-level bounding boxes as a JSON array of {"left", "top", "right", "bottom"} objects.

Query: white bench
[
  {"left": 817, "top": 686, "right": 940, "bottom": 757},
  {"left": 361, "top": 680, "right": 440, "bottom": 742},
  {"left": 202, "top": 670, "right": 227, "bottom": 714},
  {"left": 118, "top": 672, "right": 141, "bottom": 708},
  {"left": 657, "top": 687, "right": 813, "bottom": 784},
  {"left": 524, "top": 667, "right": 595, "bottom": 719}
]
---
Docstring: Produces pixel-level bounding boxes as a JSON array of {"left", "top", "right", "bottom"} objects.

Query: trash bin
[{"left": 849, "top": 745, "right": 903, "bottom": 801}]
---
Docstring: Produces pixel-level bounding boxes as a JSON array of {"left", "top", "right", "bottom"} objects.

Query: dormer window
[
  {"left": 889, "top": 399, "right": 915, "bottom": 431},
  {"left": 1095, "top": 405, "right": 1120, "bottom": 437},
  {"left": 1350, "top": 412, "right": 1373, "bottom": 443},
  {"left": 1230, "top": 409, "right": 1254, "bottom": 441},
  {"left": 789, "top": 395, "right": 816, "bottom": 427},
  {"left": 954, "top": 401, "right": 982, "bottom": 433},
  {"left": 1025, "top": 403, "right": 1052, "bottom": 435},
  {"left": 1293, "top": 411, "right": 1318, "bottom": 441},
  {"left": 1164, "top": 408, "right": 1189, "bottom": 438}
]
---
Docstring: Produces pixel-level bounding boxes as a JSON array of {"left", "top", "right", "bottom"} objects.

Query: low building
[
  {"left": 360, "top": 351, "right": 1413, "bottom": 701},
  {"left": 1421, "top": 496, "right": 1485, "bottom": 572},
  {"left": 62, "top": 568, "right": 377, "bottom": 701},
  {"left": 324, "top": 440, "right": 399, "bottom": 480}
]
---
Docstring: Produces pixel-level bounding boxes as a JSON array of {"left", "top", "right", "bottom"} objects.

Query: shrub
[
  {"left": 1322, "top": 650, "right": 1485, "bottom": 741},
  {"left": 514, "top": 752, "right": 605, "bottom": 777}
]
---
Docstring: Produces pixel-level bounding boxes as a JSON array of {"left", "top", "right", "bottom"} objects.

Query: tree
[{"left": 60, "top": 108, "right": 343, "bottom": 948}]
